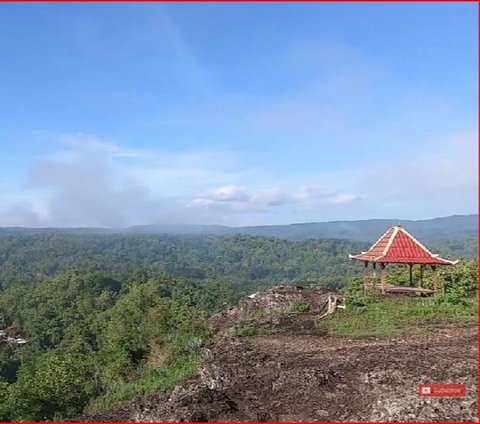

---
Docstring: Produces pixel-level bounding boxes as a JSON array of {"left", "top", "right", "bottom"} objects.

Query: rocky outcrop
[{"left": 209, "top": 285, "right": 342, "bottom": 335}]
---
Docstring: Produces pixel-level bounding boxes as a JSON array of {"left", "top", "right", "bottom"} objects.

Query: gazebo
[{"left": 348, "top": 224, "right": 458, "bottom": 295}]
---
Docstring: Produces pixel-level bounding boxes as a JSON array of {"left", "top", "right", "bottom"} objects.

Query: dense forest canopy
[
  {"left": 0, "top": 233, "right": 474, "bottom": 292},
  {"left": 0, "top": 234, "right": 369, "bottom": 291},
  {"left": 0, "top": 273, "right": 236, "bottom": 420}
]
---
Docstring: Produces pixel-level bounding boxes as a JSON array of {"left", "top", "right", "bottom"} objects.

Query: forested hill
[
  {"left": 0, "top": 233, "right": 474, "bottom": 292},
  {"left": 130, "top": 214, "right": 478, "bottom": 242},
  {"left": 0, "top": 214, "right": 477, "bottom": 243},
  {"left": 0, "top": 234, "right": 365, "bottom": 291},
  {"left": 266, "top": 215, "right": 477, "bottom": 242}
]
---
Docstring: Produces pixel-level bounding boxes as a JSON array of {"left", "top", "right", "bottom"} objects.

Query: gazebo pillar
[
  {"left": 363, "top": 261, "right": 369, "bottom": 294},
  {"left": 408, "top": 264, "right": 414, "bottom": 287},
  {"left": 431, "top": 265, "right": 439, "bottom": 293},
  {"left": 372, "top": 262, "right": 377, "bottom": 289},
  {"left": 419, "top": 265, "right": 425, "bottom": 287},
  {"left": 380, "top": 263, "right": 387, "bottom": 295}
]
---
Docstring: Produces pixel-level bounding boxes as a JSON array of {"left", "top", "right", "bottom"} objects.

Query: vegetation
[
  {"left": 289, "top": 300, "right": 311, "bottom": 313},
  {"left": 0, "top": 232, "right": 475, "bottom": 420},
  {"left": 0, "top": 273, "right": 231, "bottom": 420},
  {"left": 0, "top": 233, "right": 370, "bottom": 292},
  {"left": 320, "top": 295, "right": 477, "bottom": 338},
  {"left": 232, "top": 325, "right": 258, "bottom": 337},
  {"left": 321, "top": 261, "right": 478, "bottom": 338},
  {"left": 0, "top": 213, "right": 476, "bottom": 243},
  {"left": 88, "top": 353, "right": 204, "bottom": 412},
  {"left": 0, "top": 233, "right": 473, "bottom": 294}
]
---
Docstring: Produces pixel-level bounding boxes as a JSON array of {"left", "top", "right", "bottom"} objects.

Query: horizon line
[{"left": 0, "top": 213, "right": 476, "bottom": 231}]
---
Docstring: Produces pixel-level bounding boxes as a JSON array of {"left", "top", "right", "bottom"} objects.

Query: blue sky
[{"left": 0, "top": 2, "right": 477, "bottom": 227}]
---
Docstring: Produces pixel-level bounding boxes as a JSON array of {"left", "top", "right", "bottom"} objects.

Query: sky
[{"left": 0, "top": 2, "right": 477, "bottom": 227}]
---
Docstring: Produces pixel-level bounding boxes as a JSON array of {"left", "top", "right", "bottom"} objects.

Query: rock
[{"left": 314, "top": 409, "right": 329, "bottom": 417}]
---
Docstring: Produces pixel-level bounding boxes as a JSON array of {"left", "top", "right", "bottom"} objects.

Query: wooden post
[
  {"left": 408, "top": 264, "right": 413, "bottom": 287},
  {"left": 431, "top": 265, "right": 439, "bottom": 294},
  {"left": 372, "top": 262, "right": 377, "bottom": 289},
  {"left": 419, "top": 265, "right": 424, "bottom": 288},
  {"left": 363, "top": 261, "right": 369, "bottom": 294},
  {"left": 380, "top": 263, "right": 386, "bottom": 295}
]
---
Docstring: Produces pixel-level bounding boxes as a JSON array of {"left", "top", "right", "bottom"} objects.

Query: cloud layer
[{"left": 0, "top": 130, "right": 475, "bottom": 227}]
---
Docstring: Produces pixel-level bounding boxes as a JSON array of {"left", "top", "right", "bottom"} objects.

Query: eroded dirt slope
[
  {"left": 82, "top": 325, "right": 477, "bottom": 422},
  {"left": 133, "top": 326, "right": 477, "bottom": 422},
  {"left": 80, "top": 287, "right": 478, "bottom": 422}
]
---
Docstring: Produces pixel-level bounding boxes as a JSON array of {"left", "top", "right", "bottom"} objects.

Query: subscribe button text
[{"left": 418, "top": 384, "right": 466, "bottom": 397}]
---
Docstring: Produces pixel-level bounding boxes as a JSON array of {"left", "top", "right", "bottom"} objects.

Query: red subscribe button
[{"left": 418, "top": 384, "right": 466, "bottom": 397}]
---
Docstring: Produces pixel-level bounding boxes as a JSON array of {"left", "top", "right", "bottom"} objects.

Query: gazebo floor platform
[{"left": 367, "top": 284, "right": 434, "bottom": 296}]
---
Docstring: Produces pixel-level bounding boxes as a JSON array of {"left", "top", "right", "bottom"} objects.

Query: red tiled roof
[{"left": 348, "top": 225, "right": 458, "bottom": 265}]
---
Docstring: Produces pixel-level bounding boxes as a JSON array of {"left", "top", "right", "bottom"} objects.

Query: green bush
[
  {"left": 10, "top": 351, "right": 98, "bottom": 421},
  {"left": 181, "top": 336, "right": 206, "bottom": 355},
  {"left": 340, "top": 277, "right": 371, "bottom": 310},
  {"left": 440, "top": 260, "right": 478, "bottom": 298},
  {"left": 0, "top": 380, "right": 12, "bottom": 421},
  {"left": 88, "top": 353, "right": 203, "bottom": 411},
  {"left": 233, "top": 325, "right": 258, "bottom": 337},
  {"left": 289, "top": 301, "right": 311, "bottom": 313}
]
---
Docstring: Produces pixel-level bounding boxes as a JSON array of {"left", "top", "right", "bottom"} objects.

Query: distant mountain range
[{"left": 0, "top": 214, "right": 477, "bottom": 243}]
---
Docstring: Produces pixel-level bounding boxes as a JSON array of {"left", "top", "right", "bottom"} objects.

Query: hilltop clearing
[
  {"left": 80, "top": 287, "right": 477, "bottom": 422},
  {"left": 128, "top": 324, "right": 477, "bottom": 422}
]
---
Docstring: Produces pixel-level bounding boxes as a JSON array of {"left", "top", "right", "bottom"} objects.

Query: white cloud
[
  {"left": 211, "top": 185, "right": 249, "bottom": 202},
  {"left": 329, "top": 193, "right": 360, "bottom": 205},
  {"left": 190, "top": 184, "right": 359, "bottom": 216},
  {"left": 0, "top": 128, "right": 475, "bottom": 227},
  {"left": 250, "top": 188, "right": 295, "bottom": 207}
]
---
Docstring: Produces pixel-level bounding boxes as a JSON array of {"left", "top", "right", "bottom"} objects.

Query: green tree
[{"left": 12, "top": 351, "right": 98, "bottom": 421}]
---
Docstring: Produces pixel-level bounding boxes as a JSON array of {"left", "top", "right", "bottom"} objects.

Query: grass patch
[
  {"left": 232, "top": 325, "right": 258, "bottom": 337},
  {"left": 319, "top": 295, "right": 477, "bottom": 338},
  {"left": 289, "top": 300, "right": 311, "bottom": 314},
  {"left": 249, "top": 307, "right": 269, "bottom": 320},
  {"left": 87, "top": 353, "right": 203, "bottom": 412}
]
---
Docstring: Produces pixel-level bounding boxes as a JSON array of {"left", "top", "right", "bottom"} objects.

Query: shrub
[
  {"left": 233, "top": 325, "right": 258, "bottom": 337},
  {"left": 181, "top": 336, "right": 205, "bottom": 355},
  {"left": 440, "top": 260, "right": 478, "bottom": 298},
  {"left": 341, "top": 277, "right": 371, "bottom": 310},
  {"left": 11, "top": 351, "right": 98, "bottom": 421},
  {"left": 289, "top": 301, "right": 311, "bottom": 313}
]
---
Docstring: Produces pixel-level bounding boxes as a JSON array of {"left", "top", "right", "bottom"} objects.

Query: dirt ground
[{"left": 82, "top": 321, "right": 478, "bottom": 422}]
